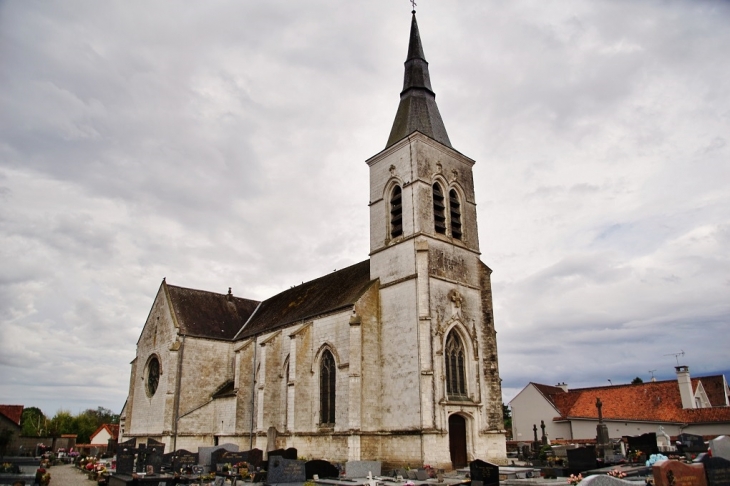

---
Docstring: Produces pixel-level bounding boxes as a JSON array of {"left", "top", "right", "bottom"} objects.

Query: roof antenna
[
  {"left": 664, "top": 350, "right": 685, "bottom": 366},
  {"left": 648, "top": 370, "right": 657, "bottom": 382},
  {"left": 411, "top": 0, "right": 417, "bottom": 14},
  {"left": 607, "top": 379, "right": 613, "bottom": 386}
]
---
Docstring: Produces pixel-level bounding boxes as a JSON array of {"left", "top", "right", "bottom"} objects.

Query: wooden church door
[{"left": 449, "top": 414, "right": 467, "bottom": 468}]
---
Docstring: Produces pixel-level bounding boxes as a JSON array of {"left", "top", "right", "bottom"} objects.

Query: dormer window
[
  {"left": 449, "top": 189, "right": 462, "bottom": 240},
  {"left": 390, "top": 185, "right": 403, "bottom": 238},
  {"left": 433, "top": 183, "right": 446, "bottom": 234}
]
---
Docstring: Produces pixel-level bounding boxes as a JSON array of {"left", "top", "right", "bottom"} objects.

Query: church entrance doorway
[{"left": 448, "top": 414, "right": 467, "bottom": 468}]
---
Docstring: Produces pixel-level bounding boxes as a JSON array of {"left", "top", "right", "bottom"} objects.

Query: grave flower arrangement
[
  {"left": 607, "top": 469, "right": 627, "bottom": 478},
  {"left": 568, "top": 473, "right": 583, "bottom": 485}
]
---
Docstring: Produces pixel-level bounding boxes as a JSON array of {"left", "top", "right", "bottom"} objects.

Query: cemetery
[{"left": 0, "top": 433, "right": 729, "bottom": 486}]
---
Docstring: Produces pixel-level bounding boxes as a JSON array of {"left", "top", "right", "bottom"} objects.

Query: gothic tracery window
[
  {"left": 445, "top": 332, "right": 467, "bottom": 398},
  {"left": 146, "top": 356, "right": 160, "bottom": 397},
  {"left": 449, "top": 189, "right": 462, "bottom": 240},
  {"left": 390, "top": 185, "right": 403, "bottom": 239},
  {"left": 320, "top": 350, "right": 336, "bottom": 425},
  {"left": 433, "top": 183, "right": 446, "bottom": 234}
]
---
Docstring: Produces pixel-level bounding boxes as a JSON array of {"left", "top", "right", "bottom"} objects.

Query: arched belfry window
[
  {"left": 433, "top": 183, "right": 446, "bottom": 234},
  {"left": 390, "top": 185, "right": 403, "bottom": 239},
  {"left": 445, "top": 331, "right": 467, "bottom": 398},
  {"left": 449, "top": 189, "right": 462, "bottom": 240},
  {"left": 320, "top": 350, "right": 336, "bottom": 425}
]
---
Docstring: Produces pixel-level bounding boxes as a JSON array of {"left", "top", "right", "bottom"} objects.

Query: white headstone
[{"left": 709, "top": 436, "right": 730, "bottom": 461}]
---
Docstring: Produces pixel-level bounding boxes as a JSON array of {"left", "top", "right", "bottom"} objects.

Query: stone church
[{"left": 121, "top": 13, "right": 507, "bottom": 469}]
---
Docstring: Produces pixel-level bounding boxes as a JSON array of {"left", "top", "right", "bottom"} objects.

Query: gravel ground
[{"left": 45, "top": 463, "right": 98, "bottom": 486}]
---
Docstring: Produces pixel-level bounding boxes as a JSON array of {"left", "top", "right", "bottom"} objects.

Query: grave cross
[
  {"left": 410, "top": 0, "right": 417, "bottom": 13},
  {"left": 540, "top": 420, "right": 547, "bottom": 445}
]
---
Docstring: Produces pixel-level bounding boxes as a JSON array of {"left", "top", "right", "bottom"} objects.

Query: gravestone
[
  {"left": 199, "top": 444, "right": 238, "bottom": 469},
  {"left": 416, "top": 469, "right": 429, "bottom": 481},
  {"left": 171, "top": 449, "right": 198, "bottom": 473},
  {"left": 627, "top": 433, "right": 659, "bottom": 458},
  {"left": 710, "top": 437, "right": 730, "bottom": 462},
  {"left": 407, "top": 470, "right": 417, "bottom": 479},
  {"left": 697, "top": 455, "right": 730, "bottom": 486},
  {"left": 267, "top": 426, "right": 278, "bottom": 453},
  {"left": 345, "top": 461, "right": 382, "bottom": 478},
  {"left": 267, "top": 448, "right": 297, "bottom": 463},
  {"left": 678, "top": 434, "right": 709, "bottom": 454},
  {"left": 115, "top": 438, "right": 137, "bottom": 475},
  {"left": 211, "top": 449, "right": 249, "bottom": 469},
  {"left": 244, "top": 448, "right": 264, "bottom": 469},
  {"left": 652, "top": 460, "right": 707, "bottom": 486},
  {"left": 305, "top": 459, "right": 340, "bottom": 479},
  {"left": 267, "top": 456, "right": 306, "bottom": 484},
  {"left": 582, "top": 475, "right": 638, "bottom": 486},
  {"left": 144, "top": 439, "right": 165, "bottom": 474},
  {"left": 470, "top": 459, "right": 499, "bottom": 486},
  {"left": 567, "top": 446, "right": 597, "bottom": 475}
]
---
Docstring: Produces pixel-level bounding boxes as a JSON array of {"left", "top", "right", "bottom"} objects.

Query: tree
[
  {"left": 631, "top": 377, "right": 643, "bottom": 384},
  {"left": 0, "top": 428, "right": 13, "bottom": 457},
  {"left": 503, "top": 403, "right": 513, "bottom": 440},
  {"left": 48, "top": 410, "right": 75, "bottom": 437},
  {"left": 20, "top": 407, "right": 47, "bottom": 437}
]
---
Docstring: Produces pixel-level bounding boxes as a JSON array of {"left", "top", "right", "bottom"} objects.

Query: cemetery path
[{"left": 49, "top": 463, "right": 97, "bottom": 486}]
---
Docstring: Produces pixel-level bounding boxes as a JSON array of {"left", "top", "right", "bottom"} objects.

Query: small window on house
[
  {"left": 320, "top": 350, "right": 336, "bottom": 425},
  {"left": 433, "top": 183, "right": 446, "bottom": 234},
  {"left": 445, "top": 332, "right": 467, "bottom": 398},
  {"left": 449, "top": 189, "right": 462, "bottom": 240},
  {"left": 390, "top": 185, "right": 403, "bottom": 238}
]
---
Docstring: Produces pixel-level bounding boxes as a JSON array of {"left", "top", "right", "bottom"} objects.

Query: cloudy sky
[{"left": 1, "top": 0, "right": 728, "bottom": 417}]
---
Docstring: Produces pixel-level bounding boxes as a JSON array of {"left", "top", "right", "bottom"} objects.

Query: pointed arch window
[
  {"left": 283, "top": 359, "right": 290, "bottom": 430},
  {"left": 433, "top": 183, "right": 446, "bottom": 234},
  {"left": 390, "top": 185, "right": 403, "bottom": 239},
  {"left": 449, "top": 189, "right": 462, "bottom": 240},
  {"left": 320, "top": 350, "right": 336, "bottom": 425},
  {"left": 445, "top": 332, "right": 467, "bottom": 398}
]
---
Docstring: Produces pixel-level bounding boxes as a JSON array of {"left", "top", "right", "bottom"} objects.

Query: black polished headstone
[
  {"left": 144, "top": 439, "right": 165, "bottom": 474},
  {"left": 698, "top": 455, "right": 730, "bottom": 486},
  {"left": 470, "top": 459, "right": 499, "bottom": 486},
  {"left": 211, "top": 449, "right": 248, "bottom": 468},
  {"left": 416, "top": 469, "right": 429, "bottom": 481},
  {"left": 171, "top": 449, "right": 198, "bottom": 473},
  {"left": 268, "top": 448, "right": 297, "bottom": 460},
  {"left": 116, "top": 440, "right": 137, "bottom": 475},
  {"left": 305, "top": 459, "right": 340, "bottom": 479},
  {"left": 567, "top": 446, "right": 597, "bottom": 475},
  {"left": 244, "top": 448, "right": 264, "bottom": 469},
  {"left": 627, "top": 433, "right": 659, "bottom": 457},
  {"left": 267, "top": 456, "right": 305, "bottom": 483},
  {"left": 679, "top": 434, "right": 709, "bottom": 454}
]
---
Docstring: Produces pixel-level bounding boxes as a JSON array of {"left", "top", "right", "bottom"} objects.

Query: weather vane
[{"left": 411, "top": 0, "right": 417, "bottom": 13}]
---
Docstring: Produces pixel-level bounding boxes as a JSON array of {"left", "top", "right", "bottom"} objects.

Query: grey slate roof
[
  {"left": 165, "top": 284, "right": 259, "bottom": 340},
  {"left": 238, "top": 259, "right": 375, "bottom": 339},
  {"left": 386, "top": 13, "right": 451, "bottom": 149}
]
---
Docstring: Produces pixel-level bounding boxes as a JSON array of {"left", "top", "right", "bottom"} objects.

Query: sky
[{"left": 1, "top": 0, "right": 728, "bottom": 418}]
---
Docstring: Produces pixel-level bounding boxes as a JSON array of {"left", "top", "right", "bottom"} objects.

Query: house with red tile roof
[
  {"left": 510, "top": 367, "right": 730, "bottom": 442},
  {"left": 0, "top": 405, "right": 24, "bottom": 427},
  {"left": 89, "top": 423, "right": 119, "bottom": 446}
]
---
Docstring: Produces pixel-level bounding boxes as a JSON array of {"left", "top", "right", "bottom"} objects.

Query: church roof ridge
[
  {"left": 385, "top": 12, "right": 451, "bottom": 149},
  {"left": 238, "top": 259, "right": 375, "bottom": 339}
]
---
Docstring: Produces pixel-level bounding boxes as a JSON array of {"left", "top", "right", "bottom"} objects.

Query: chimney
[
  {"left": 556, "top": 382, "right": 569, "bottom": 392},
  {"left": 676, "top": 365, "right": 696, "bottom": 409}
]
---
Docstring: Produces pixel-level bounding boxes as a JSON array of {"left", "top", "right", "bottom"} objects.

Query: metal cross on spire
[{"left": 410, "top": 0, "right": 417, "bottom": 14}]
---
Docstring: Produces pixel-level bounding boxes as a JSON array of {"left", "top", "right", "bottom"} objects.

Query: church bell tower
[{"left": 366, "top": 12, "right": 506, "bottom": 468}]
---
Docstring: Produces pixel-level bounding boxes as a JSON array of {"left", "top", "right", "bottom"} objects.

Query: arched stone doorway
[{"left": 448, "top": 414, "right": 467, "bottom": 468}]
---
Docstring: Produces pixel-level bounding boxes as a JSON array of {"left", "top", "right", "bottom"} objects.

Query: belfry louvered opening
[
  {"left": 390, "top": 185, "right": 403, "bottom": 238},
  {"left": 433, "top": 183, "right": 446, "bottom": 234},
  {"left": 449, "top": 189, "right": 462, "bottom": 240}
]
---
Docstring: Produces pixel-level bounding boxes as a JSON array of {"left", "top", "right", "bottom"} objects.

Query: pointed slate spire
[{"left": 386, "top": 12, "right": 451, "bottom": 149}]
